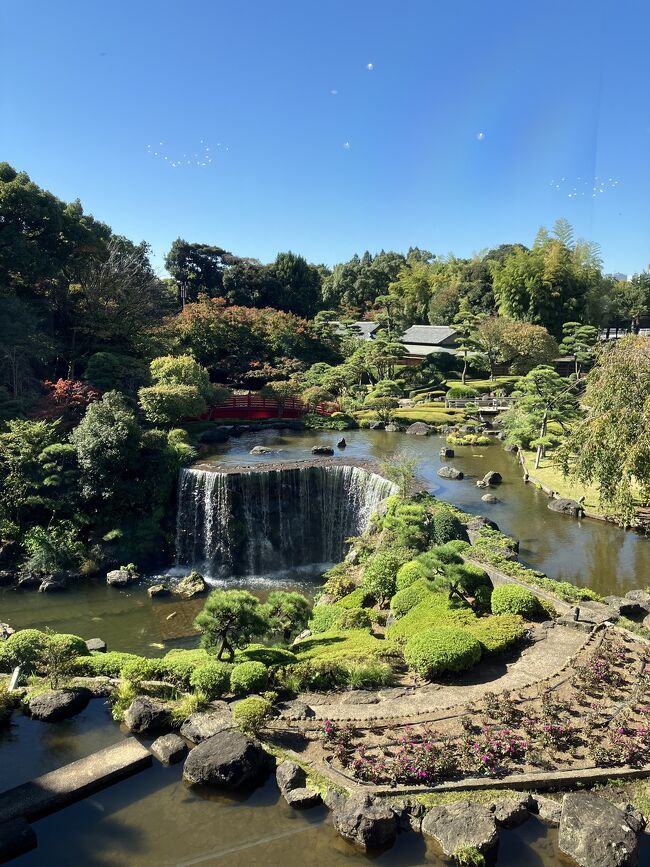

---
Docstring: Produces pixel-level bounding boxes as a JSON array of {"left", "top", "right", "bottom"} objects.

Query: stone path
[{"left": 296, "top": 623, "right": 587, "bottom": 723}]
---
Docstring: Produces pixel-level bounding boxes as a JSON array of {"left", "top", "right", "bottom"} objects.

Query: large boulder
[
  {"left": 482, "top": 470, "right": 502, "bottom": 486},
  {"left": 275, "top": 760, "right": 321, "bottom": 809},
  {"left": 491, "top": 796, "right": 531, "bottom": 828},
  {"left": 311, "top": 446, "right": 334, "bottom": 455},
  {"left": 421, "top": 801, "right": 498, "bottom": 857},
  {"left": 174, "top": 571, "right": 207, "bottom": 598},
  {"left": 150, "top": 733, "right": 187, "bottom": 765},
  {"left": 85, "top": 638, "right": 107, "bottom": 653},
  {"left": 28, "top": 687, "right": 92, "bottom": 722},
  {"left": 604, "top": 595, "right": 648, "bottom": 618},
  {"left": 548, "top": 497, "right": 584, "bottom": 517},
  {"left": 437, "top": 466, "right": 464, "bottom": 480},
  {"left": 123, "top": 696, "right": 170, "bottom": 734},
  {"left": 332, "top": 794, "right": 398, "bottom": 852},
  {"left": 558, "top": 793, "right": 639, "bottom": 867},
  {"left": 180, "top": 708, "right": 233, "bottom": 744},
  {"left": 532, "top": 795, "right": 562, "bottom": 826},
  {"left": 148, "top": 583, "right": 171, "bottom": 598},
  {"left": 106, "top": 566, "right": 137, "bottom": 587},
  {"left": 183, "top": 729, "right": 268, "bottom": 789},
  {"left": 624, "top": 589, "right": 650, "bottom": 612},
  {"left": 405, "top": 422, "right": 430, "bottom": 436}
]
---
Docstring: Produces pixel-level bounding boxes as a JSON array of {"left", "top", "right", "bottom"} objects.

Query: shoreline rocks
[
  {"left": 421, "top": 800, "right": 498, "bottom": 857},
  {"left": 558, "top": 792, "right": 638, "bottom": 867},
  {"left": 106, "top": 566, "right": 138, "bottom": 588},
  {"left": 28, "top": 688, "right": 92, "bottom": 722},
  {"left": 275, "top": 760, "right": 321, "bottom": 809},
  {"left": 437, "top": 466, "right": 464, "bottom": 480},
  {"left": 174, "top": 571, "right": 207, "bottom": 598},
  {"left": 332, "top": 794, "right": 398, "bottom": 852},
  {"left": 124, "top": 697, "right": 170, "bottom": 734},
  {"left": 150, "top": 733, "right": 187, "bottom": 765},
  {"left": 183, "top": 729, "right": 269, "bottom": 789},
  {"left": 548, "top": 497, "right": 584, "bottom": 518},
  {"left": 180, "top": 708, "right": 233, "bottom": 744}
]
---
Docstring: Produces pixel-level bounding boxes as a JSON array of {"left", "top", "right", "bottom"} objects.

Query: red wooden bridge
[{"left": 199, "top": 392, "right": 337, "bottom": 421}]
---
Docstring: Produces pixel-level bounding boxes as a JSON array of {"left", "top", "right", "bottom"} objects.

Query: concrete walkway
[
  {"left": 0, "top": 737, "right": 152, "bottom": 824},
  {"left": 298, "top": 623, "right": 587, "bottom": 722}
]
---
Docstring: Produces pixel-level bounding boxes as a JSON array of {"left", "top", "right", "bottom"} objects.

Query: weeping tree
[{"left": 557, "top": 336, "right": 650, "bottom": 525}]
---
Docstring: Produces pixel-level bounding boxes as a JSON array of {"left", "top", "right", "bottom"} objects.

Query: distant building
[
  {"left": 331, "top": 321, "right": 380, "bottom": 341},
  {"left": 612, "top": 272, "right": 627, "bottom": 282},
  {"left": 399, "top": 325, "right": 458, "bottom": 365}
]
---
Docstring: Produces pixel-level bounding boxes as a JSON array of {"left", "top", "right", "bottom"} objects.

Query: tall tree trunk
[
  {"left": 534, "top": 409, "right": 548, "bottom": 470},
  {"left": 462, "top": 352, "right": 468, "bottom": 385}
]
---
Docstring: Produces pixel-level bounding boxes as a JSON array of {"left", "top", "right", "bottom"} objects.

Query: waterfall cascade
[{"left": 175, "top": 464, "right": 397, "bottom": 578}]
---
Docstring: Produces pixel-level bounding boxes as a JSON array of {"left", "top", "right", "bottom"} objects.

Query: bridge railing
[
  {"left": 445, "top": 396, "right": 516, "bottom": 409},
  {"left": 200, "top": 393, "right": 338, "bottom": 421}
]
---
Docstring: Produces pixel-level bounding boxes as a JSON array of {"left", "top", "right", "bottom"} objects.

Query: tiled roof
[
  {"left": 332, "top": 321, "right": 380, "bottom": 339},
  {"left": 400, "top": 325, "right": 457, "bottom": 345}
]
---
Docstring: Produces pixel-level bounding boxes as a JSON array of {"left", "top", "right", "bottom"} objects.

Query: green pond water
[{"left": 2, "top": 429, "right": 650, "bottom": 865}]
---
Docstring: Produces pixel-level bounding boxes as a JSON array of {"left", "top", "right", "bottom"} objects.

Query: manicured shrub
[
  {"left": 0, "top": 629, "right": 49, "bottom": 673},
  {"left": 446, "top": 386, "right": 479, "bottom": 399},
  {"left": 232, "top": 696, "right": 272, "bottom": 735},
  {"left": 390, "top": 578, "right": 432, "bottom": 616},
  {"left": 189, "top": 661, "right": 231, "bottom": 699},
  {"left": 404, "top": 627, "right": 482, "bottom": 679},
  {"left": 336, "top": 587, "right": 373, "bottom": 609},
  {"left": 160, "top": 649, "right": 210, "bottom": 685},
  {"left": 120, "top": 657, "right": 161, "bottom": 686},
  {"left": 337, "top": 608, "right": 372, "bottom": 630},
  {"left": 469, "top": 615, "right": 525, "bottom": 654},
  {"left": 491, "top": 584, "right": 544, "bottom": 620},
  {"left": 363, "top": 549, "right": 414, "bottom": 604},
  {"left": 49, "top": 633, "right": 89, "bottom": 658},
  {"left": 396, "top": 560, "right": 429, "bottom": 591},
  {"left": 294, "top": 629, "right": 397, "bottom": 663},
  {"left": 434, "top": 541, "right": 469, "bottom": 562},
  {"left": 309, "top": 605, "right": 344, "bottom": 634},
  {"left": 229, "top": 660, "right": 269, "bottom": 695},
  {"left": 73, "top": 650, "right": 141, "bottom": 677},
  {"left": 387, "top": 593, "right": 477, "bottom": 642},
  {"left": 273, "top": 659, "right": 348, "bottom": 693},
  {"left": 235, "top": 644, "right": 297, "bottom": 667},
  {"left": 432, "top": 511, "right": 467, "bottom": 546}
]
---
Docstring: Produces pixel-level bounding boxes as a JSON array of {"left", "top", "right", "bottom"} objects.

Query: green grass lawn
[
  {"left": 356, "top": 405, "right": 467, "bottom": 426},
  {"left": 521, "top": 449, "right": 602, "bottom": 512}
]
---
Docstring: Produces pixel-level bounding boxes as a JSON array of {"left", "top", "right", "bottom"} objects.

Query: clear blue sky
[{"left": 3, "top": 0, "right": 649, "bottom": 276}]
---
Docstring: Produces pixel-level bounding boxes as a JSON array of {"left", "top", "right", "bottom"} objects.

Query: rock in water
[
  {"left": 421, "top": 801, "right": 498, "bottom": 856},
  {"left": 275, "top": 760, "right": 321, "bottom": 808},
  {"left": 558, "top": 793, "right": 638, "bottom": 867},
  {"left": 337, "top": 438, "right": 346, "bottom": 448},
  {"left": 150, "top": 733, "right": 187, "bottom": 765},
  {"left": 491, "top": 796, "right": 531, "bottom": 828},
  {"left": 437, "top": 466, "right": 464, "bottom": 480},
  {"left": 548, "top": 497, "right": 584, "bottom": 517},
  {"left": 369, "top": 421, "right": 385, "bottom": 430},
  {"left": 174, "top": 571, "right": 207, "bottom": 598},
  {"left": 333, "top": 794, "right": 398, "bottom": 852},
  {"left": 148, "top": 584, "right": 170, "bottom": 598},
  {"left": 106, "top": 566, "right": 138, "bottom": 587},
  {"left": 405, "top": 422, "right": 430, "bottom": 436},
  {"left": 311, "top": 446, "right": 334, "bottom": 455},
  {"left": 123, "top": 697, "right": 170, "bottom": 734},
  {"left": 250, "top": 446, "right": 277, "bottom": 455},
  {"left": 482, "top": 470, "right": 502, "bottom": 485},
  {"left": 481, "top": 493, "right": 499, "bottom": 504},
  {"left": 182, "top": 729, "right": 268, "bottom": 788},
  {"left": 28, "top": 688, "right": 92, "bottom": 722},
  {"left": 440, "top": 447, "right": 454, "bottom": 458}
]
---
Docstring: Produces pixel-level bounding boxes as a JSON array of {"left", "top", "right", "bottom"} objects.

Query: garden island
[{"left": 1, "top": 165, "right": 650, "bottom": 867}]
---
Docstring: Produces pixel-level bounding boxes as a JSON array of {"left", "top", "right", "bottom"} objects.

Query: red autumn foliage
[{"left": 35, "top": 379, "right": 102, "bottom": 427}]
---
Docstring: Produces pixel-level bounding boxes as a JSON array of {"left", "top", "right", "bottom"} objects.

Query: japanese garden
[{"left": 2, "top": 0, "right": 650, "bottom": 859}]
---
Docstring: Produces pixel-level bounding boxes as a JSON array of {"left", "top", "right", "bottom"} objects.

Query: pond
[
  {"left": 0, "top": 699, "right": 587, "bottom": 867},
  {"left": 2, "top": 428, "right": 650, "bottom": 865}
]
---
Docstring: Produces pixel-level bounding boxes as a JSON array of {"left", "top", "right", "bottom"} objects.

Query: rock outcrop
[
  {"left": 421, "top": 801, "right": 498, "bottom": 856},
  {"left": 123, "top": 697, "right": 170, "bottom": 734},
  {"left": 182, "top": 729, "right": 268, "bottom": 789},
  {"left": 180, "top": 708, "right": 233, "bottom": 744},
  {"left": 275, "top": 760, "right": 321, "bottom": 808},
  {"left": 150, "top": 733, "right": 187, "bottom": 765},
  {"left": 332, "top": 794, "right": 398, "bottom": 852},
  {"left": 548, "top": 497, "right": 584, "bottom": 517},
  {"left": 106, "top": 566, "right": 138, "bottom": 587},
  {"left": 558, "top": 793, "right": 638, "bottom": 867},
  {"left": 174, "top": 571, "right": 207, "bottom": 598},
  {"left": 405, "top": 422, "right": 430, "bottom": 436},
  {"left": 28, "top": 688, "right": 92, "bottom": 722}
]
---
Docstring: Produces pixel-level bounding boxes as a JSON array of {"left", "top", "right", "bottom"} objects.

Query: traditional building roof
[
  {"left": 400, "top": 325, "right": 457, "bottom": 346},
  {"left": 332, "top": 321, "right": 380, "bottom": 340}
]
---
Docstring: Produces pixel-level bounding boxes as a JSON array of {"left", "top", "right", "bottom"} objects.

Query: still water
[{"left": 2, "top": 429, "right": 650, "bottom": 866}]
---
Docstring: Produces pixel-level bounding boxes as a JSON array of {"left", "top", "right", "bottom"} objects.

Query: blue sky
[{"left": 2, "top": 0, "right": 649, "bottom": 276}]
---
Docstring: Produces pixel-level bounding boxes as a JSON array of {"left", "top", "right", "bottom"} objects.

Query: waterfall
[{"left": 175, "top": 465, "right": 397, "bottom": 579}]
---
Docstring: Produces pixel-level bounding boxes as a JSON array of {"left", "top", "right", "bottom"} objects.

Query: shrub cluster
[
  {"left": 230, "top": 660, "right": 268, "bottom": 695},
  {"left": 490, "top": 584, "right": 545, "bottom": 620},
  {"left": 404, "top": 627, "right": 482, "bottom": 679}
]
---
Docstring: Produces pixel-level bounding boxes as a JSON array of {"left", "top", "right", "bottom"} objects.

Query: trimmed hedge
[
  {"left": 230, "top": 661, "right": 268, "bottom": 695},
  {"left": 336, "top": 587, "right": 373, "bottom": 609},
  {"left": 189, "top": 661, "right": 231, "bottom": 699},
  {"left": 390, "top": 578, "right": 432, "bottom": 616},
  {"left": 468, "top": 614, "right": 525, "bottom": 654},
  {"left": 404, "top": 627, "right": 482, "bottom": 679},
  {"left": 491, "top": 584, "right": 544, "bottom": 620},
  {"left": 432, "top": 511, "right": 467, "bottom": 546},
  {"left": 446, "top": 386, "right": 479, "bottom": 399},
  {"left": 387, "top": 593, "right": 476, "bottom": 642},
  {"left": 309, "top": 605, "right": 344, "bottom": 634},
  {"left": 396, "top": 560, "right": 429, "bottom": 591}
]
